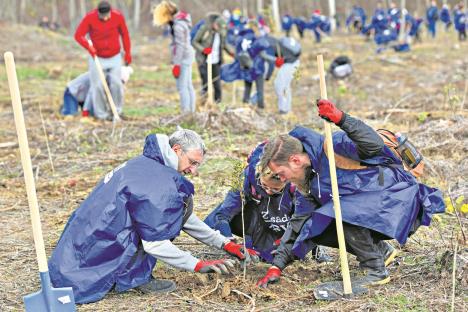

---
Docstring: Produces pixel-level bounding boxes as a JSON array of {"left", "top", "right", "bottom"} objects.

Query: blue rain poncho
[
  {"left": 285, "top": 126, "right": 445, "bottom": 259},
  {"left": 221, "top": 29, "right": 271, "bottom": 83},
  {"left": 49, "top": 134, "right": 194, "bottom": 303}
]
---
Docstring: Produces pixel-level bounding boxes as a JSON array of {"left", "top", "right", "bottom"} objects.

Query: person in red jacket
[{"left": 74, "top": 1, "right": 131, "bottom": 120}]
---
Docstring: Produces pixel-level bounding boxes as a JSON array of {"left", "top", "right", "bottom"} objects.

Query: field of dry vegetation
[{"left": 0, "top": 21, "right": 466, "bottom": 311}]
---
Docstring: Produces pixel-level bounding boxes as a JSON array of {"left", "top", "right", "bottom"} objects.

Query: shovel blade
[
  {"left": 24, "top": 272, "right": 76, "bottom": 312},
  {"left": 313, "top": 280, "right": 368, "bottom": 301}
]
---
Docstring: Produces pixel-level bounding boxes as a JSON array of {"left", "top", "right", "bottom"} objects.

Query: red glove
[
  {"left": 223, "top": 241, "right": 259, "bottom": 261},
  {"left": 275, "top": 57, "right": 285, "bottom": 68},
  {"left": 172, "top": 65, "right": 181, "bottom": 78},
  {"left": 88, "top": 46, "right": 97, "bottom": 58},
  {"left": 194, "top": 259, "right": 235, "bottom": 274},
  {"left": 317, "top": 99, "right": 344, "bottom": 124},
  {"left": 257, "top": 266, "right": 281, "bottom": 288},
  {"left": 124, "top": 53, "right": 132, "bottom": 65},
  {"left": 274, "top": 239, "right": 281, "bottom": 246},
  {"left": 203, "top": 47, "right": 212, "bottom": 55}
]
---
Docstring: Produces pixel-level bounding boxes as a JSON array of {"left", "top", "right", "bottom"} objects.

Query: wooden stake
[
  {"left": 316, "top": 54, "right": 352, "bottom": 295},
  {"left": 207, "top": 55, "right": 214, "bottom": 110}
]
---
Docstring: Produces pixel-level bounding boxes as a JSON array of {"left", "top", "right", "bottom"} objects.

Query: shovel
[
  {"left": 88, "top": 40, "right": 121, "bottom": 122},
  {"left": 314, "top": 54, "right": 368, "bottom": 300},
  {"left": 4, "top": 51, "right": 76, "bottom": 311}
]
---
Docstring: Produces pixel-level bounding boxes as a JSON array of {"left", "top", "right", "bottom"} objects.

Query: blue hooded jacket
[
  {"left": 440, "top": 7, "right": 451, "bottom": 24},
  {"left": 282, "top": 14, "right": 294, "bottom": 31},
  {"left": 221, "top": 29, "right": 271, "bottom": 83},
  {"left": 49, "top": 134, "right": 194, "bottom": 303},
  {"left": 454, "top": 9, "right": 466, "bottom": 32},
  {"left": 204, "top": 143, "right": 296, "bottom": 262},
  {"left": 346, "top": 6, "right": 367, "bottom": 28},
  {"left": 286, "top": 126, "right": 445, "bottom": 259}
]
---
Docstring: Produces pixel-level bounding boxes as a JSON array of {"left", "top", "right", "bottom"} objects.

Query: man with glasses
[
  {"left": 74, "top": 1, "right": 131, "bottom": 119},
  {"left": 204, "top": 142, "right": 331, "bottom": 263},
  {"left": 49, "top": 128, "right": 258, "bottom": 304}
]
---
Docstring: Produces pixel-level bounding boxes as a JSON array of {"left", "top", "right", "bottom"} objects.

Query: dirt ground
[{"left": 0, "top": 22, "right": 467, "bottom": 311}]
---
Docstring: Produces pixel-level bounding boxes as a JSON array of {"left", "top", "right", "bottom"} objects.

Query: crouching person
[
  {"left": 204, "top": 142, "right": 331, "bottom": 263},
  {"left": 256, "top": 99, "right": 445, "bottom": 288},
  {"left": 49, "top": 128, "right": 258, "bottom": 304}
]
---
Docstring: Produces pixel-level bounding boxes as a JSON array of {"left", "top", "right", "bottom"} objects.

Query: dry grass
[{"left": 0, "top": 24, "right": 467, "bottom": 311}]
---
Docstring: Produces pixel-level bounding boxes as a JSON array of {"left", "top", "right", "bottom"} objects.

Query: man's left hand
[
  {"left": 316, "top": 99, "right": 344, "bottom": 125},
  {"left": 124, "top": 53, "right": 132, "bottom": 66},
  {"left": 223, "top": 241, "right": 259, "bottom": 262}
]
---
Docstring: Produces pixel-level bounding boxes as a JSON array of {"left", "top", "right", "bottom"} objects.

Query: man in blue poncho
[
  {"left": 49, "top": 128, "right": 258, "bottom": 304},
  {"left": 454, "top": 3, "right": 467, "bottom": 41},
  {"left": 440, "top": 4, "right": 452, "bottom": 30},
  {"left": 221, "top": 25, "right": 281, "bottom": 109},
  {"left": 204, "top": 142, "right": 331, "bottom": 263},
  {"left": 256, "top": 99, "right": 445, "bottom": 288},
  {"left": 346, "top": 5, "right": 367, "bottom": 33},
  {"left": 362, "top": 2, "right": 388, "bottom": 38},
  {"left": 281, "top": 14, "right": 294, "bottom": 37},
  {"left": 307, "top": 10, "right": 331, "bottom": 43},
  {"left": 426, "top": 0, "right": 439, "bottom": 38},
  {"left": 293, "top": 16, "right": 307, "bottom": 39}
]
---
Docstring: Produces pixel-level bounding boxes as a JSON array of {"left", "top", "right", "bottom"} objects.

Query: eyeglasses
[
  {"left": 183, "top": 151, "right": 202, "bottom": 168},
  {"left": 256, "top": 176, "right": 285, "bottom": 195}
]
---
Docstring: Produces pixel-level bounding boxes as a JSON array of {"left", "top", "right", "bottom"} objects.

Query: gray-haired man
[{"left": 49, "top": 128, "right": 258, "bottom": 304}]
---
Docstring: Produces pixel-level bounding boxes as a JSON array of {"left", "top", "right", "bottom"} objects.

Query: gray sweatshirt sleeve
[
  {"left": 172, "top": 22, "right": 188, "bottom": 65},
  {"left": 142, "top": 239, "right": 199, "bottom": 272},
  {"left": 183, "top": 214, "right": 228, "bottom": 249}
]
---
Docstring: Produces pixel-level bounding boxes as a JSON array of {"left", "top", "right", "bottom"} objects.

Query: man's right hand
[
  {"left": 256, "top": 266, "right": 281, "bottom": 288},
  {"left": 172, "top": 65, "right": 181, "bottom": 78},
  {"left": 88, "top": 46, "right": 97, "bottom": 58},
  {"left": 194, "top": 259, "right": 236, "bottom": 274},
  {"left": 275, "top": 57, "right": 285, "bottom": 67}
]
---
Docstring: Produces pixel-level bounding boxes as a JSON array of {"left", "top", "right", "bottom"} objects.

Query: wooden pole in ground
[
  {"left": 316, "top": 54, "right": 352, "bottom": 295},
  {"left": 232, "top": 81, "right": 237, "bottom": 106},
  {"left": 207, "top": 55, "right": 214, "bottom": 109}
]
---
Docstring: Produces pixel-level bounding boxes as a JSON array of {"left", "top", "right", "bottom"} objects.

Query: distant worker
[{"left": 74, "top": 1, "right": 131, "bottom": 120}]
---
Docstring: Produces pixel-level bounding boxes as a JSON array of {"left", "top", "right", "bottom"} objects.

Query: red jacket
[{"left": 75, "top": 9, "right": 131, "bottom": 61}]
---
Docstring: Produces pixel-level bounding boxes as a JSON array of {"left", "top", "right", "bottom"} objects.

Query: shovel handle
[
  {"left": 94, "top": 56, "right": 121, "bottom": 122},
  {"left": 316, "top": 54, "right": 352, "bottom": 295},
  {"left": 4, "top": 52, "right": 48, "bottom": 273}
]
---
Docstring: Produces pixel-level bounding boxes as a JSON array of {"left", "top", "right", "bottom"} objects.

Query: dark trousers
[
  {"left": 459, "top": 30, "right": 467, "bottom": 41},
  {"left": 312, "top": 222, "right": 386, "bottom": 270},
  {"left": 243, "top": 77, "right": 265, "bottom": 108},
  {"left": 198, "top": 63, "right": 222, "bottom": 103}
]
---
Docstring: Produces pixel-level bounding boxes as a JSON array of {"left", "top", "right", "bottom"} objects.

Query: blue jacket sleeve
[{"left": 209, "top": 190, "right": 242, "bottom": 237}]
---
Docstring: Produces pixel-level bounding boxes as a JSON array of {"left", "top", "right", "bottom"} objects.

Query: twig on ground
[
  {"left": 254, "top": 294, "right": 312, "bottom": 312},
  {"left": 450, "top": 237, "right": 458, "bottom": 312},
  {"left": 197, "top": 279, "right": 221, "bottom": 299},
  {"left": 383, "top": 92, "right": 415, "bottom": 124},
  {"left": 447, "top": 187, "right": 467, "bottom": 243},
  {"left": 38, "top": 103, "right": 55, "bottom": 173},
  {"left": 0, "top": 142, "right": 18, "bottom": 149},
  {"left": 231, "top": 289, "right": 255, "bottom": 312}
]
